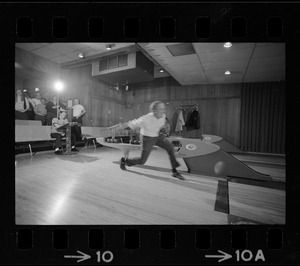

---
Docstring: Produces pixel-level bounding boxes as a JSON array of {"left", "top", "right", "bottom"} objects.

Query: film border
[{"left": 1, "top": 1, "right": 300, "bottom": 265}]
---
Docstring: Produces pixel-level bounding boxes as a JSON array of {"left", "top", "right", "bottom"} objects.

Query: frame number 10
[{"left": 96, "top": 251, "right": 114, "bottom": 263}]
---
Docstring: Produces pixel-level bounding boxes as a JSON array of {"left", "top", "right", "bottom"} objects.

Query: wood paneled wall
[
  {"left": 15, "top": 76, "right": 23, "bottom": 91},
  {"left": 15, "top": 47, "right": 60, "bottom": 99},
  {"left": 127, "top": 78, "right": 242, "bottom": 147},
  {"left": 61, "top": 65, "right": 126, "bottom": 127},
  {"left": 15, "top": 46, "right": 127, "bottom": 127},
  {"left": 15, "top": 49, "right": 285, "bottom": 152},
  {"left": 15, "top": 48, "right": 60, "bottom": 77}
]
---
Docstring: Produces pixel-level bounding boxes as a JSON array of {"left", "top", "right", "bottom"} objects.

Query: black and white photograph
[{"left": 15, "top": 42, "right": 285, "bottom": 225}]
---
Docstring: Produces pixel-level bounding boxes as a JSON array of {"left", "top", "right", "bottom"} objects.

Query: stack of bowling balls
[
  {"left": 106, "top": 138, "right": 119, "bottom": 143},
  {"left": 130, "top": 140, "right": 141, "bottom": 145}
]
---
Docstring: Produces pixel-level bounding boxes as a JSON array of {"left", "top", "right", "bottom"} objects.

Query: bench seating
[
  {"left": 15, "top": 125, "right": 59, "bottom": 156},
  {"left": 15, "top": 119, "right": 42, "bottom": 126},
  {"left": 15, "top": 122, "right": 130, "bottom": 156}
]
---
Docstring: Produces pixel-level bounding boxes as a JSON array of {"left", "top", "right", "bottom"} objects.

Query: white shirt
[
  {"left": 29, "top": 98, "right": 41, "bottom": 107},
  {"left": 15, "top": 97, "right": 29, "bottom": 111},
  {"left": 175, "top": 110, "right": 185, "bottom": 132},
  {"left": 72, "top": 104, "right": 85, "bottom": 117},
  {"left": 51, "top": 117, "right": 69, "bottom": 134},
  {"left": 128, "top": 112, "right": 166, "bottom": 137}
]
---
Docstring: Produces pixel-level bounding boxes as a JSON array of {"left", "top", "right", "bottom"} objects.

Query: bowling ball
[
  {"left": 130, "top": 140, "right": 135, "bottom": 144},
  {"left": 134, "top": 140, "right": 139, "bottom": 145},
  {"left": 106, "top": 138, "right": 110, "bottom": 142},
  {"left": 114, "top": 139, "right": 118, "bottom": 143},
  {"left": 214, "top": 161, "right": 225, "bottom": 175}
]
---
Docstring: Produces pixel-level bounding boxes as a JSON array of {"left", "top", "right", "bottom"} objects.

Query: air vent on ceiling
[
  {"left": 99, "top": 54, "right": 128, "bottom": 71},
  {"left": 166, "top": 43, "right": 196, "bottom": 56},
  {"left": 92, "top": 51, "right": 154, "bottom": 85}
]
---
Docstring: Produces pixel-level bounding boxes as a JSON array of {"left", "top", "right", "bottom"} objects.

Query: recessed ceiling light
[
  {"left": 106, "top": 44, "right": 113, "bottom": 50},
  {"left": 78, "top": 53, "right": 84, "bottom": 59},
  {"left": 35, "top": 88, "right": 39, "bottom": 91},
  {"left": 225, "top": 71, "right": 231, "bottom": 75},
  {"left": 223, "top": 42, "right": 232, "bottom": 48},
  {"left": 159, "top": 69, "right": 164, "bottom": 73}
]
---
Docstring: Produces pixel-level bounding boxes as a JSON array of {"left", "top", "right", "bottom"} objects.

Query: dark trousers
[
  {"left": 47, "top": 112, "right": 57, "bottom": 126},
  {"left": 50, "top": 133, "right": 76, "bottom": 149},
  {"left": 72, "top": 117, "right": 82, "bottom": 141},
  {"left": 26, "top": 109, "right": 35, "bottom": 120},
  {"left": 35, "top": 114, "right": 46, "bottom": 125},
  {"left": 126, "top": 134, "right": 180, "bottom": 170},
  {"left": 15, "top": 110, "right": 28, "bottom": 120}
]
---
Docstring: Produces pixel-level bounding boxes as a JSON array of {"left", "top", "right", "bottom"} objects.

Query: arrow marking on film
[
  {"left": 205, "top": 250, "right": 232, "bottom": 262},
  {"left": 64, "top": 250, "right": 91, "bottom": 263}
]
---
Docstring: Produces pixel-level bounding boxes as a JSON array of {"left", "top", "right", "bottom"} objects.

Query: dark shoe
[
  {"left": 55, "top": 149, "right": 63, "bottom": 155},
  {"left": 175, "top": 161, "right": 181, "bottom": 168},
  {"left": 71, "top": 147, "right": 79, "bottom": 152},
  {"left": 171, "top": 171, "right": 185, "bottom": 180},
  {"left": 120, "top": 157, "right": 127, "bottom": 170}
]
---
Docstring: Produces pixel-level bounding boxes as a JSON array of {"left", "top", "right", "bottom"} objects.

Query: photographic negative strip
[{"left": 2, "top": 1, "right": 300, "bottom": 265}]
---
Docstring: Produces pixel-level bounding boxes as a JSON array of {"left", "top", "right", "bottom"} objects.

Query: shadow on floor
[
  {"left": 112, "top": 161, "right": 219, "bottom": 193},
  {"left": 56, "top": 153, "right": 100, "bottom": 163}
]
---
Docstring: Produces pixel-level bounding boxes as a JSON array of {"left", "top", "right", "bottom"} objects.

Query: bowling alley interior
[{"left": 15, "top": 43, "right": 285, "bottom": 225}]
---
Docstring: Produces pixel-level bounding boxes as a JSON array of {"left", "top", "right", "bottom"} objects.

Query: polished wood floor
[{"left": 15, "top": 146, "right": 285, "bottom": 225}]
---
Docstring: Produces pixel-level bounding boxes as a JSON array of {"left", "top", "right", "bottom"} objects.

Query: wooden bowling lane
[
  {"left": 230, "top": 152, "right": 286, "bottom": 182},
  {"left": 15, "top": 148, "right": 229, "bottom": 225},
  {"left": 15, "top": 147, "right": 285, "bottom": 225},
  {"left": 231, "top": 152, "right": 286, "bottom": 166},
  {"left": 228, "top": 181, "right": 285, "bottom": 224}
]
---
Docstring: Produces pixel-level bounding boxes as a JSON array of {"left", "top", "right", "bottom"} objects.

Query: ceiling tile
[
  {"left": 252, "top": 44, "right": 285, "bottom": 58},
  {"left": 248, "top": 55, "right": 285, "bottom": 68},
  {"left": 31, "top": 47, "right": 61, "bottom": 59},
  {"left": 193, "top": 43, "right": 255, "bottom": 53},
  {"left": 247, "top": 64, "right": 285, "bottom": 74},
  {"left": 202, "top": 60, "right": 249, "bottom": 71},
  {"left": 256, "top": 43, "right": 284, "bottom": 47},
  {"left": 48, "top": 43, "right": 86, "bottom": 54},
  {"left": 82, "top": 43, "right": 106, "bottom": 51},
  {"left": 166, "top": 43, "right": 196, "bottom": 56},
  {"left": 15, "top": 42, "right": 286, "bottom": 85},
  {"left": 138, "top": 43, "right": 180, "bottom": 49},
  {"left": 198, "top": 48, "right": 253, "bottom": 63},
  {"left": 65, "top": 47, "right": 97, "bottom": 59},
  {"left": 15, "top": 43, "right": 46, "bottom": 51},
  {"left": 164, "top": 55, "right": 199, "bottom": 65},
  {"left": 50, "top": 55, "right": 73, "bottom": 64},
  {"left": 244, "top": 73, "right": 285, "bottom": 82},
  {"left": 169, "top": 64, "right": 203, "bottom": 72},
  {"left": 144, "top": 46, "right": 174, "bottom": 59}
]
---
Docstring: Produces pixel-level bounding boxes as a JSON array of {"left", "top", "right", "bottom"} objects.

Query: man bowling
[{"left": 116, "top": 101, "right": 185, "bottom": 180}]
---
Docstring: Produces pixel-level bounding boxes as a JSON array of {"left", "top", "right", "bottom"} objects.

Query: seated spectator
[
  {"left": 50, "top": 110, "right": 78, "bottom": 154},
  {"left": 72, "top": 98, "right": 86, "bottom": 141},
  {"left": 15, "top": 89, "right": 29, "bottom": 120},
  {"left": 34, "top": 98, "right": 47, "bottom": 125}
]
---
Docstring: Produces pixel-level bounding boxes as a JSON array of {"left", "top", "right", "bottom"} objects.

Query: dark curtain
[{"left": 240, "top": 82, "right": 285, "bottom": 154}]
